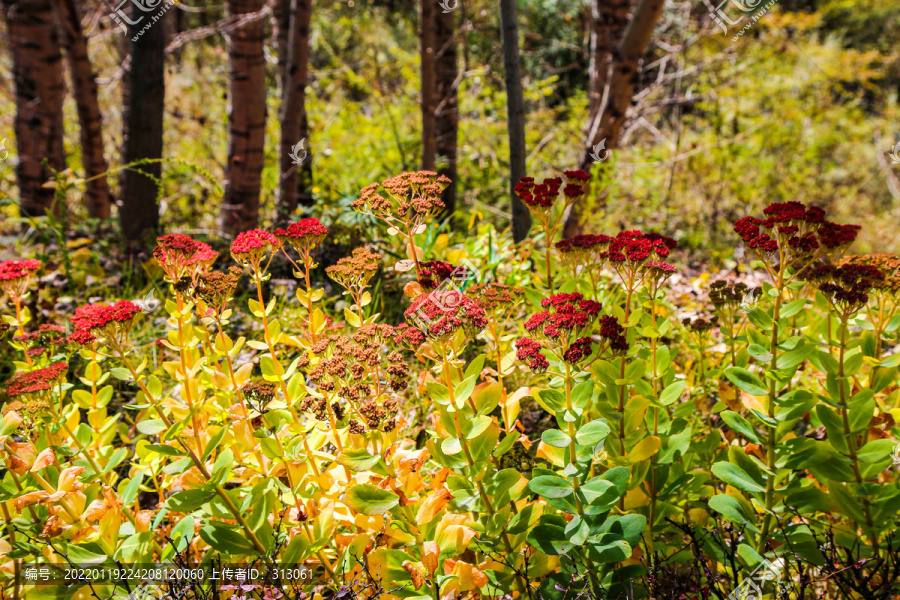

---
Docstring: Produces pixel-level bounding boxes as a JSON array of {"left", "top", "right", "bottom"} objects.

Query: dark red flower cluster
[
  {"left": 514, "top": 171, "right": 591, "bottom": 214},
  {"left": 644, "top": 232, "right": 678, "bottom": 250},
  {"left": 417, "top": 261, "right": 471, "bottom": 290},
  {"left": 515, "top": 338, "right": 549, "bottom": 372},
  {"left": 5, "top": 362, "right": 68, "bottom": 398},
  {"left": 563, "top": 337, "right": 593, "bottom": 363},
  {"left": 524, "top": 293, "right": 602, "bottom": 339},
  {"left": 804, "top": 263, "right": 885, "bottom": 314},
  {"left": 733, "top": 202, "right": 860, "bottom": 258},
  {"left": 404, "top": 290, "right": 488, "bottom": 339},
  {"left": 555, "top": 234, "right": 613, "bottom": 254},
  {"left": 598, "top": 315, "right": 627, "bottom": 353},
  {"left": 605, "top": 231, "right": 671, "bottom": 264}
]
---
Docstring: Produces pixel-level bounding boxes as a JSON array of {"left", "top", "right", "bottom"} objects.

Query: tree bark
[
  {"left": 221, "top": 0, "right": 268, "bottom": 235},
  {"left": 54, "top": 0, "right": 112, "bottom": 221},
  {"left": 276, "top": 0, "right": 313, "bottom": 225},
  {"left": 120, "top": 0, "right": 165, "bottom": 244},
  {"left": 434, "top": 6, "right": 458, "bottom": 218},
  {"left": 420, "top": 0, "right": 436, "bottom": 171},
  {"left": 584, "top": 0, "right": 632, "bottom": 157},
  {"left": 564, "top": 0, "right": 666, "bottom": 237},
  {"left": 499, "top": 0, "right": 531, "bottom": 242},
  {"left": 1, "top": 0, "right": 66, "bottom": 219}
]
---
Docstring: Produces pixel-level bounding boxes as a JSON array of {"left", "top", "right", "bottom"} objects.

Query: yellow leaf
[{"left": 628, "top": 436, "right": 661, "bottom": 463}]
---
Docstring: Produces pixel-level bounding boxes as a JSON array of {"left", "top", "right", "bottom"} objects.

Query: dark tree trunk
[
  {"left": 120, "top": 0, "right": 165, "bottom": 244},
  {"left": 419, "top": 0, "right": 436, "bottom": 170},
  {"left": 435, "top": 6, "right": 458, "bottom": 218},
  {"left": 54, "top": 0, "right": 112, "bottom": 221},
  {"left": 221, "top": 0, "right": 267, "bottom": 235},
  {"left": 499, "top": 0, "right": 531, "bottom": 242},
  {"left": 276, "top": 0, "right": 313, "bottom": 225},
  {"left": 1, "top": 0, "right": 66, "bottom": 218},
  {"left": 564, "top": 0, "right": 666, "bottom": 237}
]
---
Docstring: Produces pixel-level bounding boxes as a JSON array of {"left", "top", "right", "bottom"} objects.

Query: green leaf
[
  {"left": 709, "top": 494, "right": 755, "bottom": 525},
  {"left": 527, "top": 515, "right": 574, "bottom": 555},
  {"left": 720, "top": 411, "right": 763, "bottom": 445},
  {"left": 658, "top": 381, "right": 686, "bottom": 406},
  {"left": 199, "top": 523, "right": 255, "bottom": 555},
  {"left": 337, "top": 448, "right": 382, "bottom": 472},
  {"left": 541, "top": 429, "right": 571, "bottom": 449},
  {"left": 425, "top": 381, "right": 451, "bottom": 406},
  {"left": 529, "top": 475, "right": 574, "bottom": 499},
  {"left": 110, "top": 367, "right": 132, "bottom": 381},
  {"left": 136, "top": 419, "right": 167, "bottom": 435},
  {"left": 146, "top": 444, "right": 185, "bottom": 457},
  {"left": 575, "top": 420, "right": 610, "bottom": 446},
  {"left": 711, "top": 462, "right": 766, "bottom": 493},
  {"left": 167, "top": 489, "right": 216, "bottom": 512},
  {"left": 344, "top": 484, "right": 399, "bottom": 516},
  {"left": 724, "top": 367, "right": 768, "bottom": 396},
  {"left": 857, "top": 439, "right": 896, "bottom": 463}
]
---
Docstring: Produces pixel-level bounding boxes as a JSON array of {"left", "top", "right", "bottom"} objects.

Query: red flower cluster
[
  {"left": 0, "top": 260, "right": 40, "bottom": 281},
  {"left": 231, "top": 229, "right": 277, "bottom": 255},
  {"left": 733, "top": 202, "right": 860, "bottom": 258},
  {"left": 515, "top": 338, "right": 548, "bottom": 372},
  {"left": 598, "top": 315, "right": 627, "bottom": 353},
  {"left": 153, "top": 234, "right": 218, "bottom": 281},
  {"left": 404, "top": 290, "right": 488, "bottom": 339},
  {"left": 392, "top": 323, "right": 426, "bottom": 348},
  {"left": 555, "top": 234, "right": 613, "bottom": 254},
  {"left": 274, "top": 218, "right": 329, "bottom": 254},
  {"left": 5, "top": 362, "right": 68, "bottom": 398},
  {"left": 605, "top": 231, "right": 671, "bottom": 263},
  {"left": 0, "top": 259, "right": 41, "bottom": 298},
  {"left": 514, "top": 171, "right": 591, "bottom": 215},
  {"left": 418, "top": 261, "right": 471, "bottom": 290},
  {"left": 70, "top": 301, "right": 140, "bottom": 344}
]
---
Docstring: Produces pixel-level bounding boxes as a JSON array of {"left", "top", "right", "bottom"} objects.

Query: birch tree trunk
[
  {"left": 1, "top": 0, "right": 66, "bottom": 218},
  {"left": 499, "top": 0, "right": 531, "bottom": 242},
  {"left": 564, "top": 0, "right": 666, "bottom": 237},
  {"left": 54, "top": 0, "right": 112, "bottom": 220},
  {"left": 221, "top": 0, "right": 267, "bottom": 234}
]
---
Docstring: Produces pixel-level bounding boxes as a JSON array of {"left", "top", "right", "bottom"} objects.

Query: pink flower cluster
[
  {"left": 69, "top": 301, "right": 140, "bottom": 345},
  {"left": 5, "top": 362, "right": 68, "bottom": 398}
]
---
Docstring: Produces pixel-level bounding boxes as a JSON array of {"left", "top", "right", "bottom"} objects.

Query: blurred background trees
[{"left": 0, "top": 0, "right": 898, "bottom": 255}]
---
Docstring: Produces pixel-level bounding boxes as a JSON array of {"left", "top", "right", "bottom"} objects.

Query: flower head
[
  {"left": 326, "top": 247, "right": 383, "bottom": 292},
  {"left": 0, "top": 259, "right": 40, "bottom": 299},
  {"left": 803, "top": 262, "right": 885, "bottom": 316},
  {"left": 274, "top": 218, "right": 329, "bottom": 256},
  {"left": 5, "top": 362, "right": 68, "bottom": 399},
  {"left": 230, "top": 229, "right": 278, "bottom": 271},
  {"left": 70, "top": 301, "right": 140, "bottom": 346},
  {"left": 404, "top": 290, "right": 487, "bottom": 340}
]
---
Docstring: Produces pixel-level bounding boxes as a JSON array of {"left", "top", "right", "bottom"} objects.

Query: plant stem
[{"left": 756, "top": 288, "right": 783, "bottom": 554}]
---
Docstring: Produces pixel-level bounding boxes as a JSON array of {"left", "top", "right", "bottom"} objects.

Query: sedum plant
[{"left": 0, "top": 176, "right": 899, "bottom": 600}]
